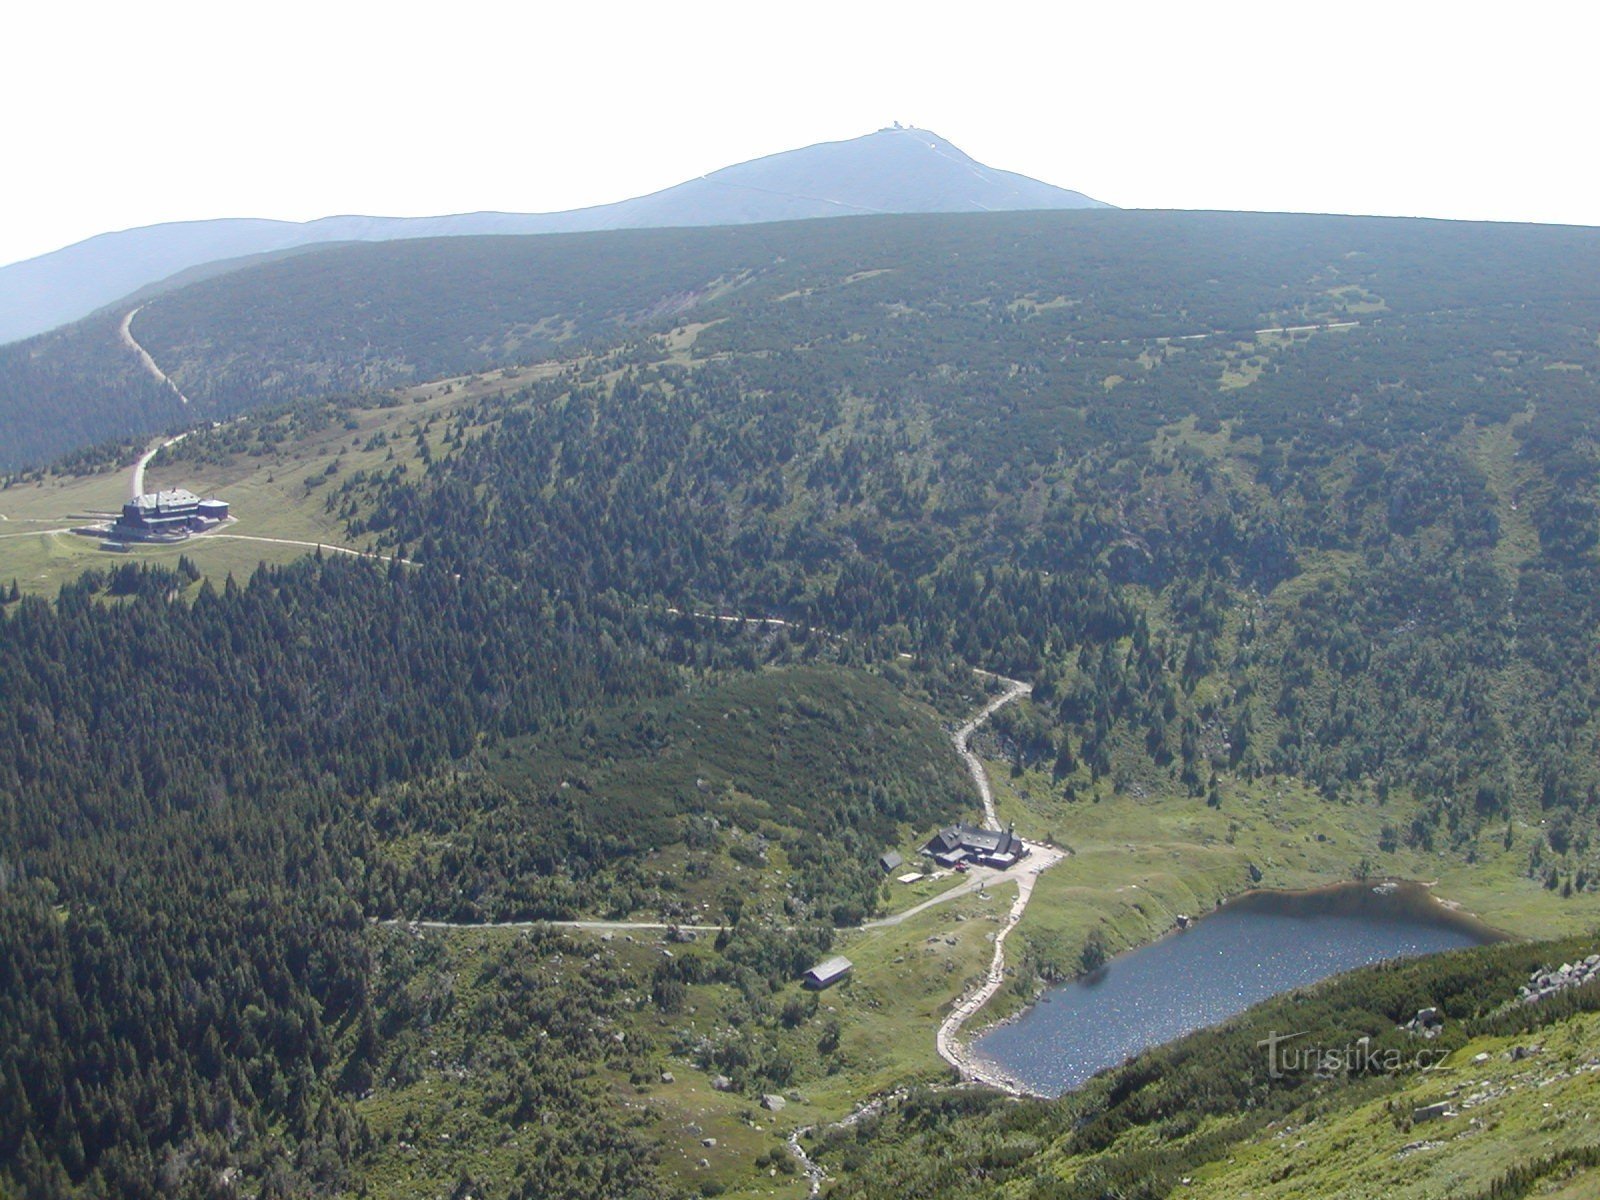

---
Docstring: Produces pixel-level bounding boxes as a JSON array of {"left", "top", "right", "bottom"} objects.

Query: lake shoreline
[{"left": 969, "top": 877, "right": 1503, "bottom": 1096}]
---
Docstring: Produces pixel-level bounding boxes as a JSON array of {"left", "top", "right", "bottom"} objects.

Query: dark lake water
[{"left": 973, "top": 881, "right": 1502, "bottom": 1096}]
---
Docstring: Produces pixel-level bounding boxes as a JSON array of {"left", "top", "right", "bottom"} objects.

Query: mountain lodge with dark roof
[{"left": 924, "top": 822, "right": 1028, "bottom": 869}]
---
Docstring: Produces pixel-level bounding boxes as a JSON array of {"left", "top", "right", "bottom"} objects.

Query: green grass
[
  {"left": 351, "top": 713, "right": 1600, "bottom": 1199},
  {"left": 984, "top": 757, "right": 1600, "bottom": 1022},
  {"left": 873, "top": 865, "right": 970, "bottom": 917},
  {"left": 0, "top": 356, "right": 576, "bottom": 597},
  {"left": 0, "top": 433, "right": 369, "bottom": 597},
  {"left": 362, "top": 675, "right": 1600, "bottom": 1200},
  {"left": 1463, "top": 414, "right": 1543, "bottom": 581},
  {"left": 1185, "top": 1013, "right": 1600, "bottom": 1199},
  {"left": 349, "top": 926, "right": 671, "bottom": 1200},
  {"left": 0, "top": 522, "right": 315, "bottom": 594},
  {"left": 627, "top": 889, "right": 1012, "bottom": 1198},
  {"left": 350, "top": 883, "right": 1013, "bottom": 1200},
  {"left": 338, "top": 665, "right": 1014, "bottom": 1200}
]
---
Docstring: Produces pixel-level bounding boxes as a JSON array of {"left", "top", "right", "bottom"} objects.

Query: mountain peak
[
  {"left": 0, "top": 130, "right": 1109, "bottom": 344},
  {"left": 686, "top": 128, "right": 1104, "bottom": 220}
]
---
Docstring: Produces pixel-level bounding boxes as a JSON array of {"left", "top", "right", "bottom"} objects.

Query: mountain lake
[{"left": 973, "top": 880, "right": 1504, "bottom": 1095}]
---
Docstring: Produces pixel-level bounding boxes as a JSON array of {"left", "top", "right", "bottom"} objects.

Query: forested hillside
[
  {"left": 7, "top": 209, "right": 1600, "bottom": 471},
  {"left": 4, "top": 206, "right": 1600, "bottom": 1197},
  {"left": 0, "top": 557, "right": 971, "bottom": 1196},
  {"left": 0, "top": 311, "right": 182, "bottom": 469},
  {"left": 287, "top": 217, "right": 1600, "bottom": 838}
]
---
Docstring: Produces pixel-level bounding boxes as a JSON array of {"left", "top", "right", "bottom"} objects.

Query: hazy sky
[{"left": 5, "top": 1, "right": 1596, "bottom": 269}]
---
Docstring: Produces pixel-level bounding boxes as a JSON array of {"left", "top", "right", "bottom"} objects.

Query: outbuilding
[{"left": 803, "top": 956, "right": 853, "bottom": 990}]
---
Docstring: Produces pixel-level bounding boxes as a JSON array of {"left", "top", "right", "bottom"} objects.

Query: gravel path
[
  {"left": 956, "top": 673, "right": 1031, "bottom": 825},
  {"left": 204, "top": 532, "right": 415, "bottom": 565},
  {"left": 129, "top": 431, "right": 190, "bottom": 500},
  {"left": 929, "top": 672, "right": 1069, "bottom": 1092},
  {"left": 934, "top": 843, "right": 1064, "bottom": 1094},
  {"left": 386, "top": 662, "right": 1065, "bottom": 1129},
  {"left": 120, "top": 307, "right": 190, "bottom": 405}
]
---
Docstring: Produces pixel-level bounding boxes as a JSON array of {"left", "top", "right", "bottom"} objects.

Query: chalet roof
[
  {"left": 128, "top": 489, "right": 201, "bottom": 515},
  {"left": 804, "top": 956, "right": 853, "bottom": 985},
  {"left": 924, "top": 822, "right": 1025, "bottom": 859},
  {"left": 955, "top": 825, "right": 1005, "bottom": 853}
]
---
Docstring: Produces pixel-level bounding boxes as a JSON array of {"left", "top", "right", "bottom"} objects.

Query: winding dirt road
[
  {"left": 925, "top": 671, "right": 1070, "bottom": 1091},
  {"left": 120, "top": 308, "right": 190, "bottom": 405},
  {"left": 383, "top": 669, "right": 1063, "bottom": 1102},
  {"left": 1099, "top": 318, "right": 1360, "bottom": 348},
  {"left": 129, "top": 431, "right": 191, "bottom": 500},
  {"left": 383, "top": 675, "right": 1043, "bottom": 938},
  {"left": 934, "top": 843, "right": 1063, "bottom": 1094},
  {"left": 957, "top": 673, "right": 1031, "bottom": 826},
  {"left": 382, "top": 665, "right": 1063, "bottom": 1188},
  {"left": 204, "top": 532, "right": 415, "bottom": 567},
  {"left": 0, "top": 526, "right": 71, "bottom": 540},
  {"left": 383, "top": 855, "right": 1037, "bottom": 938},
  {"left": 394, "top": 918, "right": 725, "bottom": 934}
]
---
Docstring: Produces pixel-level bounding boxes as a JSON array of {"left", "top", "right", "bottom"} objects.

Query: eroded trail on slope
[{"left": 931, "top": 672, "right": 1065, "bottom": 1092}]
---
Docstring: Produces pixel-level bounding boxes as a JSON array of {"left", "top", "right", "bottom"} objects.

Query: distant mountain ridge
[{"left": 0, "top": 128, "right": 1108, "bottom": 344}]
